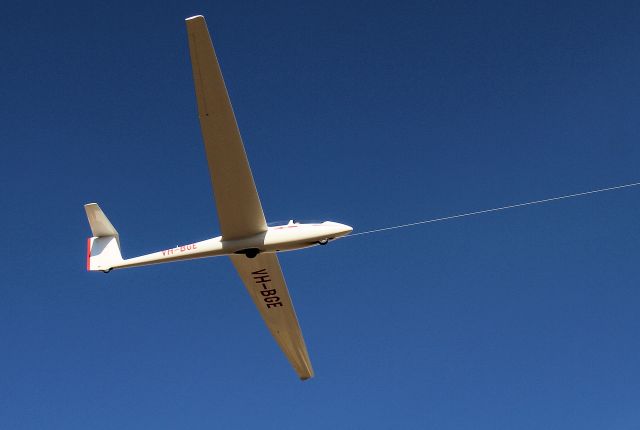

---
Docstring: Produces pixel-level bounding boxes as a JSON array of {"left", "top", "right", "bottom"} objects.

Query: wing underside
[
  {"left": 230, "top": 253, "right": 314, "bottom": 380},
  {"left": 187, "top": 16, "right": 312, "bottom": 380},
  {"left": 186, "top": 16, "right": 267, "bottom": 240}
]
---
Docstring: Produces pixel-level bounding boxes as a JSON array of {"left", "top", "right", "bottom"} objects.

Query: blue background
[{"left": 2, "top": 1, "right": 640, "bottom": 428}]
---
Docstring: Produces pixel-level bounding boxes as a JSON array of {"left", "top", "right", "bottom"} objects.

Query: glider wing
[
  {"left": 186, "top": 16, "right": 267, "bottom": 239},
  {"left": 230, "top": 253, "right": 314, "bottom": 380}
]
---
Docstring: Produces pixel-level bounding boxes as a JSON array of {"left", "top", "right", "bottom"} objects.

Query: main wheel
[
  {"left": 245, "top": 249, "right": 260, "bottom": 258},
  {"left": 318, "top": 238, "right": 329, "bottom": 245}
]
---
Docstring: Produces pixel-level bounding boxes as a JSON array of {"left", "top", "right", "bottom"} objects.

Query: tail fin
[{"left": 85, "top": 203, "right": 123, "bottom": 272}]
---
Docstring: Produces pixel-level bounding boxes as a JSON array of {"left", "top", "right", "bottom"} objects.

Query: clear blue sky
[{"left": 2, "top": 1, "right": 640, "bottom": 428}]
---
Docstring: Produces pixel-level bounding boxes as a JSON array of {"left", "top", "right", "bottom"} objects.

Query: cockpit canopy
[{"left": 267, "top": 219, "right": 327, "bottom": 227}]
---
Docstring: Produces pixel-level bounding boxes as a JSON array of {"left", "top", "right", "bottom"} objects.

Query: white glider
[{"left": 84, "top": 15, "right": 352, "bottom": 380}]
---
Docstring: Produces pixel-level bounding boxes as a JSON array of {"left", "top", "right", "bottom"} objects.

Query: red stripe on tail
[{"left": 86, "top": 237, "right": 91, "bottom": 271}]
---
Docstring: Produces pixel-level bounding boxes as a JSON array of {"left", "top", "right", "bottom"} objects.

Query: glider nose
[
  {"left": 320, "top": 221, "right": 353, "bottom": 239},
  {"left": 335, "top": 223, "right": 353, "bottom": 237}
]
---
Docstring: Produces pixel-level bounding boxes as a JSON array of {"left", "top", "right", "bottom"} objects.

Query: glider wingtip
[
  {"left": 299, "top": 370, "right": 314, "bottom": 381},
  {"left": 185, "top": 15, "right": 204, "bottom": 22}
]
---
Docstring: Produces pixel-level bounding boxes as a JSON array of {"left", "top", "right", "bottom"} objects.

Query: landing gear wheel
[
  {"left": 318, "top": 238, "right": 329, "bottom": 245},
  {"left": 234, "top": 248, "right": 261, "bottom": 259}
]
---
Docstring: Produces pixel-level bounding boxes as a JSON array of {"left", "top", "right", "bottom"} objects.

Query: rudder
[{"left": 85, "top": 203, "right": 123, "bottom": 272}]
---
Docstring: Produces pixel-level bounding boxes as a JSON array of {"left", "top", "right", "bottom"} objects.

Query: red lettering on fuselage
[{"left": 162, "top": 243, "right": 197, "bottom": 256}]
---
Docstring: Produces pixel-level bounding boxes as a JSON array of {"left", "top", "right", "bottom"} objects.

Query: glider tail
[{"left": 84, "top": 203, "right": 123, "bottom": 272}]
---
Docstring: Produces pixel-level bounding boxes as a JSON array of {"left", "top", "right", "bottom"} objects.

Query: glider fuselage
[{"left": 100, "top": 221, "right": 352, "bottom": 271}]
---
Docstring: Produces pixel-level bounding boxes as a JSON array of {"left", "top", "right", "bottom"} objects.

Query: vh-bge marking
[
  {"left": 161, "top": 243, "right": 198, "bottom": 256},
  {"left": 252, "top": 268, "right": 283, "bottom": 309}
]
